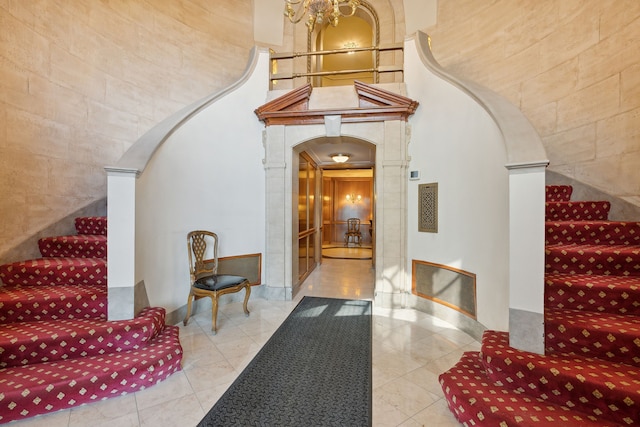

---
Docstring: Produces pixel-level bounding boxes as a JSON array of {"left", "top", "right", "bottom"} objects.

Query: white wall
[
  {"left": 134, "top": 54, "right": 270, "bottom": 312},
  {"left": 404, "top": 37, "right": 511, "bottom": 331},
  {"left": 126, "top": 37, "right": 544, "bottom": 336}
]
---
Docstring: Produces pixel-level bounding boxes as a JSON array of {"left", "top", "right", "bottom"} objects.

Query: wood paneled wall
[{"left": 322, "top": 176, "right": 373, "bottom": 245}]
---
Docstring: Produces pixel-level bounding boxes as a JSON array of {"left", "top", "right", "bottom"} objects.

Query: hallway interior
[{"left": 9, "top": 258, "right": 475, "bottom": 427}]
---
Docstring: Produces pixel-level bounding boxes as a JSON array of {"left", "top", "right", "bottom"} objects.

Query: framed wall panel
[
  {"left": 217, "top": 253, "right": 262, "bottom": 286},
  {"left": 412, "top": 259, "right": 476, "bottom": 319}
]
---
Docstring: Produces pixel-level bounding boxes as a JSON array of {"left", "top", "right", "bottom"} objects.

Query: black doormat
[{"left": 197, "top": 296, "right": 372, "bottom": 427}]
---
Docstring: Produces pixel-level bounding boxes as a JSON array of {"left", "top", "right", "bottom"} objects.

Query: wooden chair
[
  {"left": 184, "top": 230, "right": 250, "bottom": 334},
  {"left": 344, "top": 218, "right": 363, "bottom": 246}
]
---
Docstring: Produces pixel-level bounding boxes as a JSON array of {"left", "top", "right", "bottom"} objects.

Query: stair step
[
  {"left": 546, "top": 185, "right": 573, "bottom": 202},
  {"left": 0, "top": 283, "right": 106, "bottom": 323},
  {"left": 38, "top": 235, "right": 107, "bottom": 259},
  {"left": 74, "top": 216, "right": 107, "bottom": 236},
  {"left": 439, "top": 351, "right": 615, "bottom": 426},
  {"left": 0, "top": 307, "right": 166, "bottom": 368},
  {"left": 545, "top": 308, "right": 640, "bottom": 366},
  {"left": 546, "top": 243, "right": 640, "bottom": 276},
  {"left": 0, "top": 257, "right": 107, "bottom": 287},
  {"left": 546, "top": 201, "right": 611, "bottom": 221},
  {"left": 546, "top": 220, "right": 640, "bottom": 246},
  {"left": 545, "top": 273, "right": 640, "bottom": 315},
  {"left": 480, "top": 330, "right": 640, "bottom": 426},
  {"left": 0, "top": 324, "right": 182, "bottom": 424}
]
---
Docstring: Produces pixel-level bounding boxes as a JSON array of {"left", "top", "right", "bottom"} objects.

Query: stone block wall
[
  {"left": 0, "top": 1, "right": 253, "bottom": 258},
  {"left": 426, "top": 0, "right": 640, "bottom": 209}
]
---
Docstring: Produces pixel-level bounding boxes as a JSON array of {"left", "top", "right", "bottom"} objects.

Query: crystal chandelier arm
[
  {"left": 307, "top": 12, "right": 319, "bottom": 30},
  {"left": 346, "top": 0, "right": 360, "bottom": 17},
  {"left": 330, "top": 1, "right": 340, "bottom": 26},
  {"left": 285, "top": 0, "right": 360, "bottom": 31},
  {"left": 329, "top": 0, "right": 359, "bottom": 26},
  {"left": 284, "top": 0, "right": 310, "bottom": 24}
]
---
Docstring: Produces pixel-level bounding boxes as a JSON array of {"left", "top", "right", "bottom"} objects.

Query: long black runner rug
[{"left": 198, "top": 296, "right": 372, "bottom": 426}]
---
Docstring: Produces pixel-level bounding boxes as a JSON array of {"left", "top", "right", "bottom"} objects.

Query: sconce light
[
  {"left": 344, "top": 41, "right": 358, "bottom": 54},
  {"left": 331, "top": 153, "right": 350, "bottom": 163},
  {"left": 346, "top": 194, "right": 362, "bottom": 203}
]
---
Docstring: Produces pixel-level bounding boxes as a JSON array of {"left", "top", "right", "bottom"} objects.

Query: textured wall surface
[
  {"left": 0, "top": 1, "right": 253, "bottom": 258},
  {"left": 426, "top": 0, "right": 640, "bottom": 208}
]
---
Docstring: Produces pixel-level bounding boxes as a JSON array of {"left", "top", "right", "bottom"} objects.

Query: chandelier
[{"left": 284, "top": 0, "right": 360, "bottom": 32}]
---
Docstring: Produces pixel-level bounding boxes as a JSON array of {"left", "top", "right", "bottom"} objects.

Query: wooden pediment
[{"left": 254, "top": 81, "right": 419, "bottom": 126}]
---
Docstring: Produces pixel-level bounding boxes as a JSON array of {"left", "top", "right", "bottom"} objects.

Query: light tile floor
[{"left": 8, "top": 258, "right": 474, "bottom": 427}]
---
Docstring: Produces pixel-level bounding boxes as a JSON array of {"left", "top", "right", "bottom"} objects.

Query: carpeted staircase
[
  {"left": 0, "top": 217, "right": 183, "bottom": 424},
  {"left": 439, "top": 185, "right": 640, "bottom": 426}
]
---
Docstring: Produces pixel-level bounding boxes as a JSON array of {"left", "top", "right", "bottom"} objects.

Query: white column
[
  {"left": 375, "top": 120, "right": 409, "bottom": 307},
  {"left": 507, "top": 163, "right": 547, "bottom": 354},
  {"left": 105, "top": 167, "right": 139, "bottom": 320},
  {"left": 263, "top": 126, "right": 292, "bottom": 300}
]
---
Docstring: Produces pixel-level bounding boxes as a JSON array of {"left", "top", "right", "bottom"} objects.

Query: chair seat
[{"left": 194, "top": 274, "right": 247, "bottom": 291}]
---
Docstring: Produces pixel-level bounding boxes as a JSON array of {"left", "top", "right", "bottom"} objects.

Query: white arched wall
[
  {"left": 403, "top": 32, "right": 548, "bottom": 351},
  {"left": 106, "top": 48, "right": 271, "bottom": 322},
  {"left": 405, "top": 46, "right": 510, "bottom": 334},
  {"left": 108, "top": 34, "right": 547, "bottom": 352}
]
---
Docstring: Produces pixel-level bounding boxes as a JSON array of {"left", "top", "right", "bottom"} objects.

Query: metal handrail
[
  {"left": 271, "top": 43, "right": 402, "bottom": 59},
  {"left": 272, "top": 67, "right": 403, "bottom": 80},
  {"left": 270, "top": 43, "right": 403, "bottom": 86}
]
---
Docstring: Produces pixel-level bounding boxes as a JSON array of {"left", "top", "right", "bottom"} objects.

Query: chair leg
[
  {"left": 183, "top": 292, "right": 195, "bottom": 326},
  {"left": 210, "top": 294, "right": 219, "bottom": 334},
  {"left": 242, "top": 283, "right": 251, "bottom": 317}
]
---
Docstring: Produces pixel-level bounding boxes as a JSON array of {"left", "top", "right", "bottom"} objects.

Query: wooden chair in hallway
[
  {"left": 184, "top": 230, "right": 250, "bottom": 334},
  {"left": 344, "top": 218, "right": 363, "bottom": 246}
]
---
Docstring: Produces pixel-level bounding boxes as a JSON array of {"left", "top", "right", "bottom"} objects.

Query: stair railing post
[
  {"left": 506, "top": 162, "right": 548, "bottom": 354},
  {"left": 105, "top": 166, "right": 139, "bottom": 320}
]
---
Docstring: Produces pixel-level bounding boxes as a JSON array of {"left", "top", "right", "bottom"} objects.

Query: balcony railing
[{"left": 269, "top": 43, "right": 404, "bottom": 89}]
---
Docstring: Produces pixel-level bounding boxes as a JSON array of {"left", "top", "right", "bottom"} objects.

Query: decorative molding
[
  {"left": 255, "top": 84, "right": 312, "bottom": 118},
  {"left": 505, "top": 160, "right": 549, "bottom": 170},
  {"left": 104, "top": 166, "right": 140, "bottom": 177},
  {"left": 254, "top": 81, "right": 419, "bottom": 126},
  {"left": 353, "top": 80, "right": 414, "bottom": 110}
]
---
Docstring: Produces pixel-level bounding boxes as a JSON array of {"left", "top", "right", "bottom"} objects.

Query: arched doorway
[
  {"left": 294, "top": 138, "right": 376, "bottom": 290},
  {"left": 255, "top": 81, "right": 418, "bottom": 307}
]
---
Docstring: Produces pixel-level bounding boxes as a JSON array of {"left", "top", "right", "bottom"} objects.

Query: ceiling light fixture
[
  {"left": 331, "top": 153, "right": 350, "bottom": 163},
  {"left": 284, "top": 0, "right": 360, "bottom": 32}
]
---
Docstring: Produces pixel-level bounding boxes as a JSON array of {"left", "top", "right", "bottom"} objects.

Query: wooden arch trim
[{"left": 254, "top": 81, "right": 419, "bottom": 126}]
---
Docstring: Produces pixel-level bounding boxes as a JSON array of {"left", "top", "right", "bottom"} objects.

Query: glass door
[{"left": 297, "top": 152, "right": 317, "bottom": 284}]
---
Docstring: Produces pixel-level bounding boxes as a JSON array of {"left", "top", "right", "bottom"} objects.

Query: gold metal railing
[{"left": 270, "top": 43, "right": 404, "bottom": 88}]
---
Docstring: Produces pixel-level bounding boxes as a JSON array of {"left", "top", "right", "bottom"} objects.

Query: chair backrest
[
  {"left": 187, "top": 230, "right": 219, "bottom": 282},
  {"left": 346, "top": 218, "right": 360, "bottom": 232}
]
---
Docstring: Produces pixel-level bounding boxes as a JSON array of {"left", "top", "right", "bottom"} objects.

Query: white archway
[{"left": 261, "top": 118, "right": 410, "bottom": 306}]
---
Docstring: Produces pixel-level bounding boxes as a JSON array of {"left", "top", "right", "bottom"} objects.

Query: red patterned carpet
[
  {"left": 439, "top": 185, "right": 640, "bottom": 426},
  {"left": 0, "top": 217, "right": 183, "bottom": 423}
]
